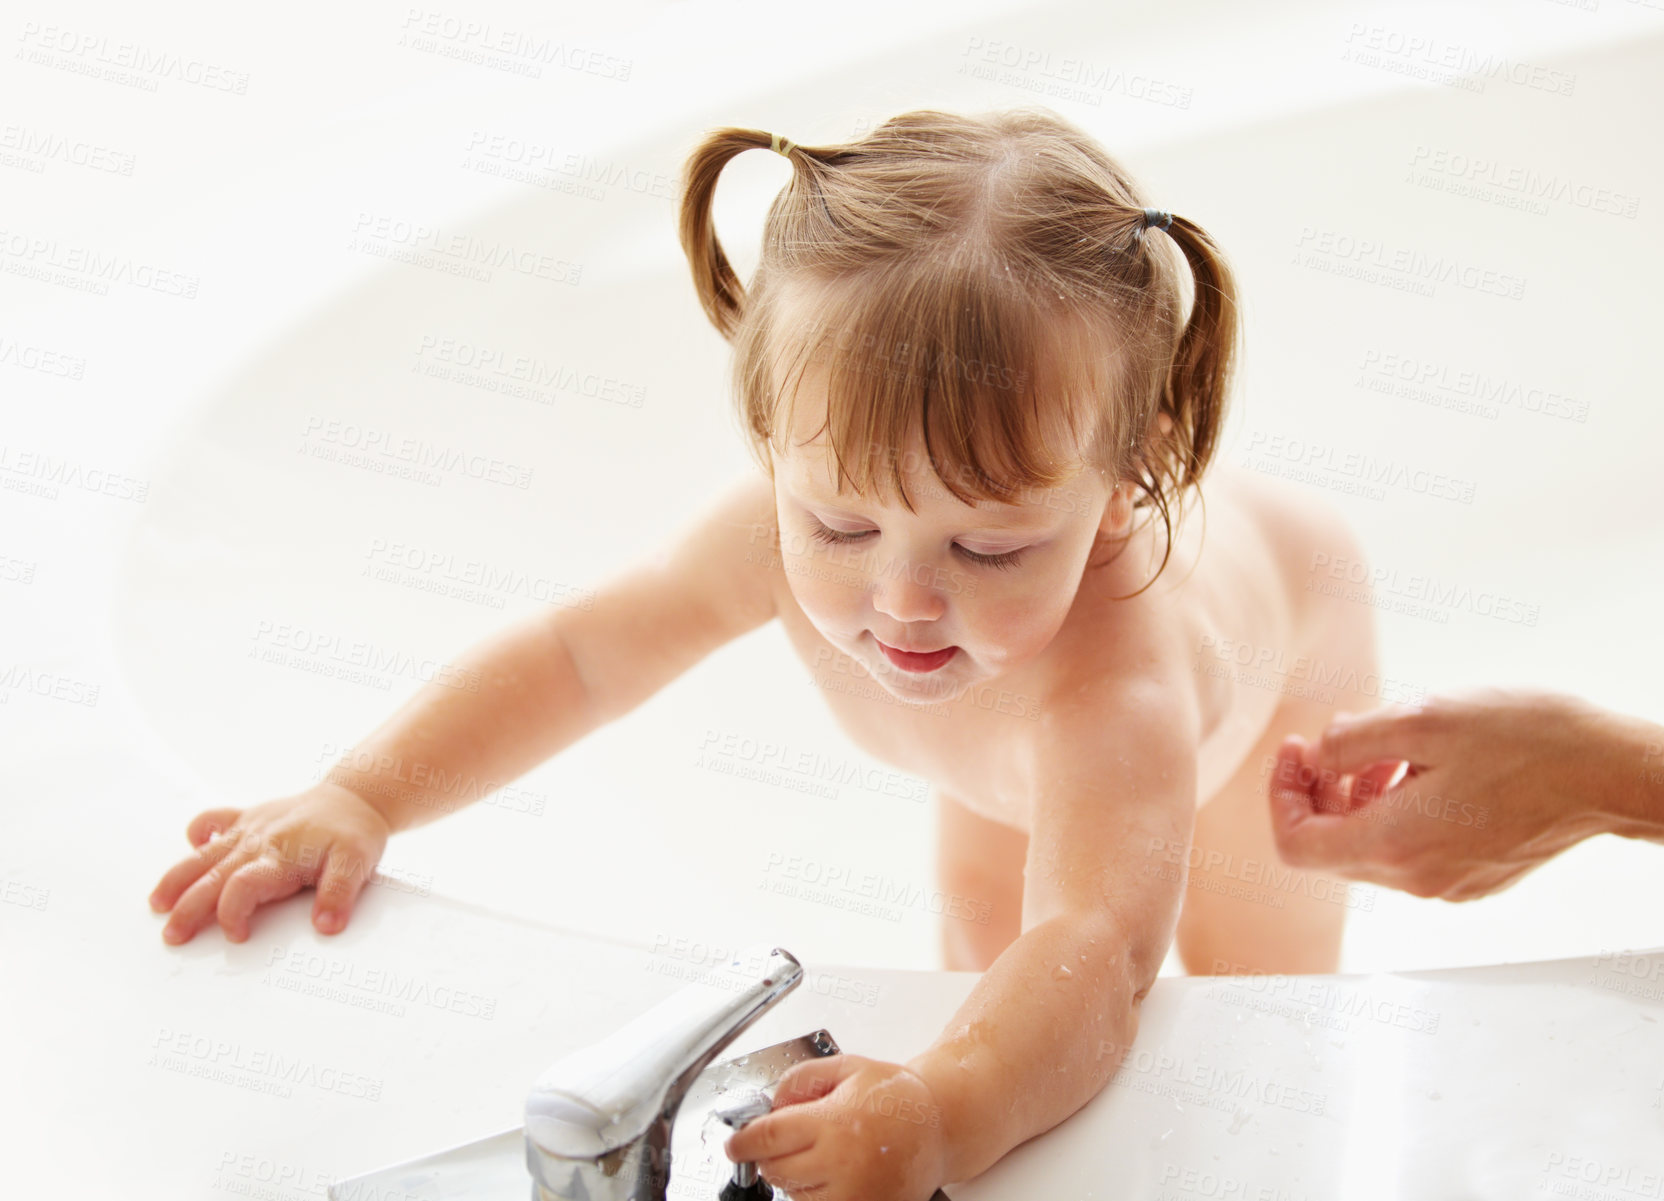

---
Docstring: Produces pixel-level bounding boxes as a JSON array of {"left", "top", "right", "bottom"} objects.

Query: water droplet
[{"left": 1053, "top": 963, "right": 1073, "bottom": 980}]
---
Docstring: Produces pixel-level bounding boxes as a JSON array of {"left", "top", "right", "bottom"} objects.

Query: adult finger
[
  {"left": 1316, "top": 707, "right": 1432, "bottom": 777},
  {"left": 311, "top": 843, "right": 374, "bottom": 935},
  {"left": 217, "top": 855, "right": 307, "bottom": 943},
  {"left": 163, "top": 845, "right": 258, "bottom": 944},
  {"left": 150, "top": 823, "right": 242, "bottom": 913}
]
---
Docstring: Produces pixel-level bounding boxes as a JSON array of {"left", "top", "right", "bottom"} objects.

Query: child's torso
[{"left": 766, "top": 464, "right": 1314, "bottom": 832}]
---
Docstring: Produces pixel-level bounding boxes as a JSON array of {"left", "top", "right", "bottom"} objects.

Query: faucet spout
[{"left": 525, "top": 945, "right": 803, "bottom": 1201}]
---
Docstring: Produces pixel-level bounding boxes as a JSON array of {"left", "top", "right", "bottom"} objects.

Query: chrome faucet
[{"left": 524, "top": 945, "right": 822, "bottom": 1201}]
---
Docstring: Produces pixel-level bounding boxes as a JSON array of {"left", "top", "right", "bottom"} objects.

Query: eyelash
[{"left": 806, "top": 521, "right": 1028, "bottom": 571}]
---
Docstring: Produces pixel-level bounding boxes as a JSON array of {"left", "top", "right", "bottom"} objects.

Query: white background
[{"left": 5, "top": 1, "right": 1663, "bottom": 1196}]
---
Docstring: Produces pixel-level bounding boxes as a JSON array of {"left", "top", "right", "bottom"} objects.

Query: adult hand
[{"left": 1267, "top": 688, "right": 1663, "bottom": 901}]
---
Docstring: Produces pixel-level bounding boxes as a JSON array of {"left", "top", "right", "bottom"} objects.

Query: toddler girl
[{"left": 151, "top": 107, "right": 1382, "bottom": 1201}]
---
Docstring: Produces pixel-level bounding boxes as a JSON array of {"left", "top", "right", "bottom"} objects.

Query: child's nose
[{"left": 869, "top": 558, "right": 948, "bottom": 624}]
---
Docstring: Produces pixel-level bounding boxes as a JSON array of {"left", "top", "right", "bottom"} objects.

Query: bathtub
[{"left": 5, "top": 1, "right": 1664, "bottom": 1197}]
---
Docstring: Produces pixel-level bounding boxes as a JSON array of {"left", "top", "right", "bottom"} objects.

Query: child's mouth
[{"left": 874, "top": 637, "right": 959, "bottom": 673}]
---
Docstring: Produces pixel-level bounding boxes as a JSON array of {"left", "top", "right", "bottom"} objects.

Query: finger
[
  {"left": 1316, "top": 707, "right": 1432, "bottom": 776},
  {"left": 773, "top": 1054, "right": 855, "bottom": 1108},
  {"left": 1269, "top": 754, "right": 1377, "bottom": 872},
  {"left": 150, "top": 824, "right": 243, "bottom": 913},
  {"left": 163, "top": 846, "right": 257, "bottom": 944},
  {"left": 1347, "top": 759, "right": 1405, "bottom": 812},
  {"left": 1272, "top": 804, "right": 1378, "bottom": 872},
  {"left": 757, "top": 1143, "right": 832, "bottom": 1197},
  {"left": 312, "top": 842, "right": 374, "bottom": 935},
  {"left": 726, "top": 1104, "right": 821, "bottom": 1166},
  {"left": 217, "top": 855, "right": 307, "bottom": 943},
  {"left": 1267, "top": 737, "right": 1349, "bottom": 814},
  {"left": 1269, "top": 741, "right": 1325, "bottom": 845},
  {"left": 187, "top": 807, "right": 244, "bottom": 848}
]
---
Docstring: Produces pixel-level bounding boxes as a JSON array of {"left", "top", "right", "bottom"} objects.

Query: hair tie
[
  {"left": 1141, "top": 208, "right": 1174, "bottom": 233},
  {"left": 769, "top": 132, "right": 797, "bottom": 158}
]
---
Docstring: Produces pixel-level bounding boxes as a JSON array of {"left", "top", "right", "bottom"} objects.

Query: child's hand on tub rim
[{"left": 148, "top": 781, "right": 391, "bottom": 944}]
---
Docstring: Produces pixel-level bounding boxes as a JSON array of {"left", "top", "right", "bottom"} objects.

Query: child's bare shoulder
[
  {"left": 659, "top": 467, "right": 780, "bottom": 638},
  {"left": 1211, "top": 465, "right": 1369, "bottom": 593}
]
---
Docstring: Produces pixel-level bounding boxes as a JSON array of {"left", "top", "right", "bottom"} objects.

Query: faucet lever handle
[
  {"left": 716, "top": 1090, "right": 776, "bottom": 1200},
  {"left": 715, "top": 1091, "right": 773, "bottom": 1130}
]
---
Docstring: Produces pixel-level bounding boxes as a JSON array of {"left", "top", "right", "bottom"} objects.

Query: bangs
[{"left": 765, "top": 260, "right": 1119, "bottom": 513}]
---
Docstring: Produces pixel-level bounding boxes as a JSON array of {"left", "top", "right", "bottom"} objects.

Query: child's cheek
[
  {"left": 785, "top": 554, "right": 864, "bottom": 631},
  {"left": 985, "top": 577, "right": 1056, "bottom": 631}
]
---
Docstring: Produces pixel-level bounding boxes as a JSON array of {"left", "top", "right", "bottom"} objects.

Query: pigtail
[
  {"left": 1106, "top": 213, "right": 1242, "bottom": 592},
  {"left": 1153, "top": 215, "right": 1240, "bottom": 493},
  {"left": 677, "top": 127, "right": 813, "bottom": 342}
]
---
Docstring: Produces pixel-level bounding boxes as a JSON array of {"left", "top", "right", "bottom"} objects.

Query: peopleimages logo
[
  {"left": 0, "top": 227, "right": 200, "bottom": 297},
  {"left": 298, "top": 416, "right": 534, "bottom": 489},
  {"left": 15, "top": 22, "right": 252, "bottom": 93},
  {"left": 263, "top": 944, "right": 498, "bottom": 1020},
  {"left": 1194, "top": 634, "right": 1426, "bottom": 706},
  {"left": 1306, "top": 551, "right": 1542, "bottom": 628},
  {"left": 761, "top": 852, "right": 994, "bottom": 925},
  {"left": 1242, "top": 431, "right": 1479, "bottom": 503},
  {"left": 147, "top": 1028, "right": 383, "bottom": 1100},
  {"left": 250, "top": 620, "right": 481, "bottom": 694},
  {"left": 694, "top": 727, "right": 929, "bottom": 803},
  {"left": 1294, "top": 225, "right": 1528, "bottom": 300}
]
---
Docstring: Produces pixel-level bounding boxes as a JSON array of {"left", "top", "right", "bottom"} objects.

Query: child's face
[{"left": 769, "top": 376, "right": 1129, "bottom": 707}]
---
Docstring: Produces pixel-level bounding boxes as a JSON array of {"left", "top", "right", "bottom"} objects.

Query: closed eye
[{"left": 805, "top": 520, "right": 1027, "bottom": 571}]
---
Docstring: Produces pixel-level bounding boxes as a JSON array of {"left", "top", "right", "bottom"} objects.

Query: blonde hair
[{"left": 676, "top": 106, "right": 1240, "bottom": 580}]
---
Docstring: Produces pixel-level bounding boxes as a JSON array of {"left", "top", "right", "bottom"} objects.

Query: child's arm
[
  {"left": 149, "top": 471, "right": 779, "bottom": 944},
  {"left": 724, "top": 670, "right": 1198, "bottom": 1198},
  {"left": 325, "top": 469, "right": 778, "bottom": 830},
  {"left": 906, "top": 672, "right": 1198, "bottom": 1184}
]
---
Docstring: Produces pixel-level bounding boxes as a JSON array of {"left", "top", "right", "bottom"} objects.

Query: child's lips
[{"left": 874, "top": 638, "right": 959, "bottom": 673}]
